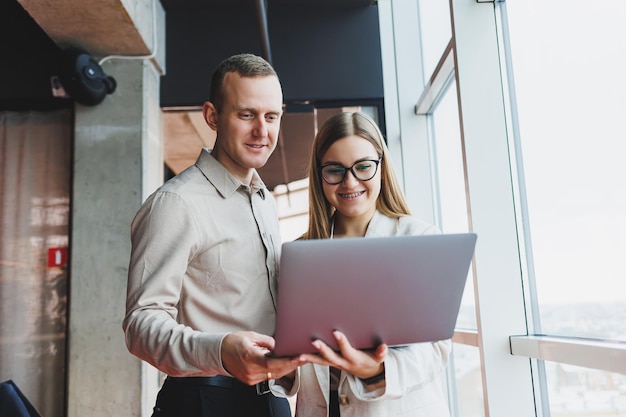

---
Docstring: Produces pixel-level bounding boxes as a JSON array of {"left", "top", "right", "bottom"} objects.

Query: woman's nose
[{"left": 342, "top": 168, "right": 360, "bottom": 185}]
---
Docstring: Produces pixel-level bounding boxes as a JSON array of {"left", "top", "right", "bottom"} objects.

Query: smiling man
[{"left": 123, "top": 54, "right": 301, "bottom": 417}]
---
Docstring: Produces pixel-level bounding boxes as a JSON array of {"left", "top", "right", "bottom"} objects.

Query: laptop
[{"left": 271, "top": 232, "right": 477, "bottom": 357}]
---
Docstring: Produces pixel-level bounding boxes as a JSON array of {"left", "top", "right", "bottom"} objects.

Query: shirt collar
[
  {"left": 364, "top": 210, "right": 394, "bottom": 237},
  {"left": 195, "top": 148, "right": 268, "bottom": 199}
]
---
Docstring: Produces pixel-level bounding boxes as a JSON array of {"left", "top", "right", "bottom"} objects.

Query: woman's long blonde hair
[{"left": 302, "top": 111, "right": 412, "bottom": 240}]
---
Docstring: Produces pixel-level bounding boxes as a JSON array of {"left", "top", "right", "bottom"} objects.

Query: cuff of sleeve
[
  {"left": 359, "top": 369, "right": 385, "bottom": 385},
  {"left": 194, "top": 332, "right": 231, "bottom": 375},
  {"left": 270, "top": 367, "right": 300, "bottom": 398},
  {"left": 347, "top": 374, "right": 386, "bottom": 399}
]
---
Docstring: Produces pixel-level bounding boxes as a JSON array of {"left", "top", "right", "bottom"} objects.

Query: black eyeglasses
[{"left": 320, "top": 157, "right": 382, "bottom": 185}]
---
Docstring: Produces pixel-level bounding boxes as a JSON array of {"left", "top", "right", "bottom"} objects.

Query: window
[
  {"left": 502, "top": 1, "right": 626, "bottom": 415},
  {"left": 505, "top": 0, "right": 626, "bottom": 342},
  {"left": 430, "top": 79, "right": 476, "bottom": 331},
  {"left": 417, "top": 0, "right": 452, "bottom": 78},
  {"left": 277, "top": 1, "right": 626, "bottom": 416}
]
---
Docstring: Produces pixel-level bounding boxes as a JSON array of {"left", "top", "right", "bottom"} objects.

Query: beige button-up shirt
[{"left": 123, "top": 148, "right": 281, "bottom": 377}]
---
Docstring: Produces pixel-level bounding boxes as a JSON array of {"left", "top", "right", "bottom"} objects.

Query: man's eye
[
  {"left": 266, "top": 114, "right": 280, "bottom": 122},
  {"left": 240, "top": 113, "right": 254, "bottom": 120}
]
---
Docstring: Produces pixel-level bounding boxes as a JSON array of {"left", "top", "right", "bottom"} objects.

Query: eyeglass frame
[{"left": 320, "top": 156, "right": 383, "bottom": 185}]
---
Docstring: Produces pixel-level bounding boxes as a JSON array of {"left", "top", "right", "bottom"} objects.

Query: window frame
[{"left": 383, "top": 1, "right": 626, "bottom": 416}]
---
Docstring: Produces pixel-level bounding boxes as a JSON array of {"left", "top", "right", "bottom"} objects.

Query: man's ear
[{"left": 202, "top": 101, "right": 218, "bottom": 131}]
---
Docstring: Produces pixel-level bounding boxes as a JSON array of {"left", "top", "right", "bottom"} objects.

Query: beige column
[{"left": 68, "top": 57, "right": 163, "bottom": 417}]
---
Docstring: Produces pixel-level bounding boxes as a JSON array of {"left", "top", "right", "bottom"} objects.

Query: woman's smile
[{"left": 338, "top": 190, "right": 365, "bottom": 199}]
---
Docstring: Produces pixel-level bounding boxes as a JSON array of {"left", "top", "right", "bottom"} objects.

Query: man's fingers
[{"left": 265, "top": 356, "right": 304, "bottom": 380}]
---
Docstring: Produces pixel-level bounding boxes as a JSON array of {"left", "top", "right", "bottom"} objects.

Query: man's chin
[{"left": 247, "top": 155, "right": 272, "bottom": 169}]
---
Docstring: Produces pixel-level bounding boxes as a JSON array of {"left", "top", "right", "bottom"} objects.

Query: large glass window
[
  {"left": 417, "top": 0, "right": 452, "bottom": 79},
  {"left": 430, "top": 79, "right": 476, "bottom": 330},
  {"left": 383, "top": 0, "right": 626, "bottom": 415},
  {"left": 505, "top": 0, "right": 626, "bottom": 341},
  {"left": 451, "top": 344, "right": 485, "bottom": 417},
  {"left": 543, "top": 362, "right": 626, "bottom": 416},
  {"left": 502, "top": 1, "right": 626, "bottom": 415}
]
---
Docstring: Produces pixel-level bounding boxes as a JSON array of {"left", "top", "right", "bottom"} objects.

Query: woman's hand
[{"left": 298, "top": 330, "right": 387, "bottom": 379}]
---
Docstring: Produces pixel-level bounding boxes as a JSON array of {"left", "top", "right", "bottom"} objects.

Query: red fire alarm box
[{"left": 48, "top": 247, "right": 68, "bottom": 268}]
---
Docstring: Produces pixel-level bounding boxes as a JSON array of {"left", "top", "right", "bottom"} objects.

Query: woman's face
[{"left": 320, "top": 135, "right": 381, "bottom": 222}]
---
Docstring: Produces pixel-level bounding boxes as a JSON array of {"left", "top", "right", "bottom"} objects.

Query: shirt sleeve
[
  {"left": 346, "top": 340, "right": 452, "bottom": 401},
  {"left": 122, "top": 191, "right": 229, "bottom": 377},
  {"left": 270, "top": 368, "right": 301, "bottom": 398}
]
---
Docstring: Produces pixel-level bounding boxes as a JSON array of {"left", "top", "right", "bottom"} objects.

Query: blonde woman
[{"left": 272, "top": 112, "right": 451, "bottom": 417}]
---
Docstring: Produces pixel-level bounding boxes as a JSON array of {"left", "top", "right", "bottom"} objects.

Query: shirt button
[{"left": 339, "top": 394, "right": 349, "bottom": 406}]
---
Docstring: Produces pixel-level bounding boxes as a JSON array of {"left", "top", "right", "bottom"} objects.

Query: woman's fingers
[
  {"left": 314, "top": 338, "right": 345, "bottom": 364},
  {"left": 333, "top": 331, "right": 357, "bottom": 357},
  {"left": 304, "top": 331, "right": 388, "bottom": 378}
]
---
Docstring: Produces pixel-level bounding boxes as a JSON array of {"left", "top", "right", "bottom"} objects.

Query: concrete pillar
[{"left": 68, "top": 57, "right": 163, "bottom": 417}]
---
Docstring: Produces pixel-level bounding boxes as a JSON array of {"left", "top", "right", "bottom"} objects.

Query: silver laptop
[{"left": 271, "top": 233, "right": 477, "bottom": 357}]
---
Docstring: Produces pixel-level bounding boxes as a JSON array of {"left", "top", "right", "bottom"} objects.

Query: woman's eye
[
  {"left": 355, "top": 162, "right": 373, "bottom": 171},
  {"left": 326, "top": 167, "right": 344, "bottom": 175}
]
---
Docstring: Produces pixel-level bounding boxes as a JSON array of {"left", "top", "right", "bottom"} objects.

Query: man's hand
[{"left": 221, "top": 331, "right": 303, "bottom": 385}]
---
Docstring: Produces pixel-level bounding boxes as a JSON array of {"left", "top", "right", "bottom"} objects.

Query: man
[{"left": 123, "top": 54, "right": 301, "bottom": 417}]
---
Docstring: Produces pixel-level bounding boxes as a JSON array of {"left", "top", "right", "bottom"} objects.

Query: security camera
[{"left": 58, "top": 47, "right": 117, "bottom": 106}]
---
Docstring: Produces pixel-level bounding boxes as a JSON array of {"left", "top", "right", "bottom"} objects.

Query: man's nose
[{"left": 253, "top": 118, "right": 268, "bottom": 137}]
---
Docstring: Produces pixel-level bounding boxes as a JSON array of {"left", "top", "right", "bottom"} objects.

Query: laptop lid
[{"left": 271, "top": 233, "right": 477, "bottom": 357}]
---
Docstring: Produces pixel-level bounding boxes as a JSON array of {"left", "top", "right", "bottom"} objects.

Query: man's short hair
[{"left": 209, "top": 54, "right": 278, "bottom": 112}]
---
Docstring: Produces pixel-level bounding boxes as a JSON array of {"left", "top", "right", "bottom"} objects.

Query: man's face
[{"left": 204, "top": 72, "right": 283, "bottom": 183}]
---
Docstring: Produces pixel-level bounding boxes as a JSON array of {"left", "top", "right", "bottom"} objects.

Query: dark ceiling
[
  {"left": 1, "top": 0, "right": 384, "bottom": 191},
  {"left": 158, "top": 0, "right": 384, "bottom": 109},
  {"left": 159, "top": 0, "right": 375, "bottom": 10},
  {"left": 157, "top": 0, "right": 385, "bottom": 189}
]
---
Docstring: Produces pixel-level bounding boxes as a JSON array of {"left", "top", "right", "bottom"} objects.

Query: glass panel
[
  {"left": 275, "top": 178, "right": 309, "bottom": 243},
  {"left": 505, "top": 0, "right": 626, "bottom": 341},
  {"left": 544, "top": 361, "right": 626, "bottom": 416},
  {"left": 418, "top": 0, "right": 452, "bottom": 79},
  {"left": 451, "top": 343, "right": 485, "bottom": 417},
  {"left": 431, "top": 80, "right": 476, "bottom": 330}
]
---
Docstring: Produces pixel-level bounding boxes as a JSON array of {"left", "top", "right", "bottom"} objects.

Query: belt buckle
[{"left": 255, "top": 380, "right": 271, "bottom": 395}]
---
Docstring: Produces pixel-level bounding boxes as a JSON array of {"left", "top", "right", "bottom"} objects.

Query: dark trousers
[{"left": 151, "top": 376, "right": 292, "bottom": 417}]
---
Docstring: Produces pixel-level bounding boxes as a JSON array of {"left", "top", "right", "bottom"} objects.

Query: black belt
[{"left": 166, "top": 375, "right": 271, "bottom": 395}]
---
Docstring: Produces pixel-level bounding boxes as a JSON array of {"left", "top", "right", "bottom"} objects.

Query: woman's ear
[{"left": 202, "top": 101, "right": 218, "bottom": 131}]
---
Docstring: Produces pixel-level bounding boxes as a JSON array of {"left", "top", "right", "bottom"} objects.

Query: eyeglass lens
[{"left": 321, "top": 159, "right": 380, "bottom": 184}]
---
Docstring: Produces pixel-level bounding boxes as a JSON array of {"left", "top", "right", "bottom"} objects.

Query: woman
[{"left": 272, "top": 112, "right": 452, "bottom": 417}]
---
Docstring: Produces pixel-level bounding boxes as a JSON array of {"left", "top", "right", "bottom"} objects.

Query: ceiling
[
  {"left": 5, "top": 0, "right": 382, "bottom": 190},
  {"left": 157, "top": 0, "right": 383, "bottom": 189},
  {"left": 159, "top": 0, "right": 375, "bottom": 10}
]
